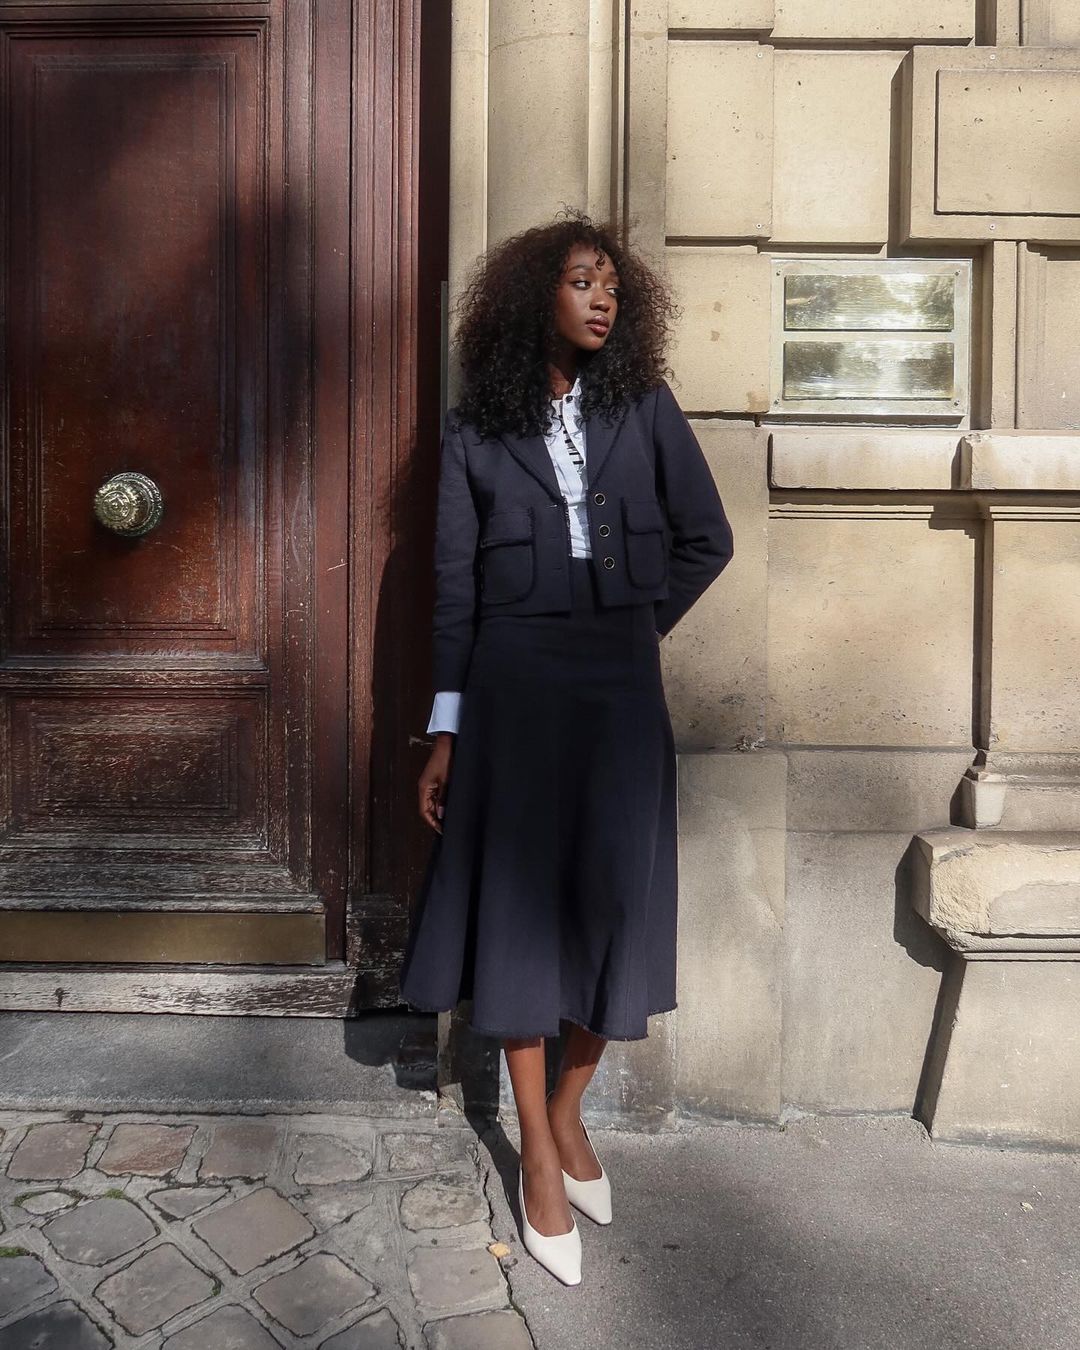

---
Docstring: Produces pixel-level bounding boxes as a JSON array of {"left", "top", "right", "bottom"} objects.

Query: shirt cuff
[{"left": 427, "top": 690, "right": 463, "bottom": 735}]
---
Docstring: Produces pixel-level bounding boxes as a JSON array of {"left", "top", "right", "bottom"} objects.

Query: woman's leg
[
  {"left": 547, "top": 1024, "right": 606, "bottom": 1180},
  {"left": 503, "top": 1036, "right": 574, "bottom": 1237}
]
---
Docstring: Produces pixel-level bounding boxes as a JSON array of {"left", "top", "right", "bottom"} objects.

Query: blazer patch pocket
[
  {"left": 479, "top": 507, "right": 536, "bottom": 603},
  {"left": 621, "top": 497, "right": 668, "bottom": 589}
]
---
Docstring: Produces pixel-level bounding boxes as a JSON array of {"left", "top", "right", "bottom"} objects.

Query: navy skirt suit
[{"left": 398, "top": 380, "right": 734, "bottom": 1041}]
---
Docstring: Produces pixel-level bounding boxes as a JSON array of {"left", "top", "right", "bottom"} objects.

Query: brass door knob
[{"left": 93, "top": 472, "right": 164, "bottom": 537}]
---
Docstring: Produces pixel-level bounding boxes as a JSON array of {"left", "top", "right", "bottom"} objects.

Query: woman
[{"left": 398, "top": 212, "right": 733, "bottom": 1285}]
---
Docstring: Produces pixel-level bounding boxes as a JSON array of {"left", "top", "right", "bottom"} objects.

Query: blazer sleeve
[
  {"left": 650, "top": 380, "right": 734, "bottom": 638},
  {"left": 431, "top": 414, "right": 481, "bottom": 691}
]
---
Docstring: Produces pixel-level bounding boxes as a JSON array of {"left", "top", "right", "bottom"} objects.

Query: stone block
[
  {"left": 323, "top": 1307, "right": 404, "bottom": 1348},
  {"left": 771, "top": 430, "right": 961, "bottom": 492},
  {"left": 666, "top": 41, "right": 773, "bottom": 238},
  {"left": 786, "top": 748, "right": 974, "bottom": 834},
  {"left": 919, "top": 959, "right": 1080, "bottom": 1149},
  {"left": 163, "top": 1304, "right": 282, "bottom": 1350},
  {"left": 912, "top": 828, "right": 1080, "bottom": 953},
  {"left": 675, "top": 750, "right": 787, "bottom": 1120},
  {"left": 199, "top": 1120, "right": 281, "bottom": 1181},
  {"left": 293, "top": 1133, "right": 373, "bottom": 1185},
  {"left": 252, "top": 1252, "right": 376, "bottom": 1337},
  {"left": 94, "top": 1244, "right": 215, "bottom": 1336},
  {"left": 406, "top": 1247, "right": 506, "bottom": 1319},
  {"left": 667, "top": 248, "right": 771, "bottom": 412},
  {"left": 1023, "top": 0, "right": 1080, "bottom": 43},
  {"left": 961, "top": 432, "right": 1080, "bottom": 490},
  {"left": 192, "top": 1186, "right": 314, "bottom": 1275},
  {"left": 669, "top": 0, "right": 773, "bottom": 27},
  {"left": 486, "top": 6, "right": 590, "bottom": 244},
  {"left": 663, "top": 424, "right": 766, "bottom": 751},
  {"left": 937, "top": 68, "right": 1080, "bottom": 216},
  {"left": 986, "top": 513, "right": 1080, "bottom": 754},
  {"left": 0, "top": 1301, "right": 110, "bottom": 1350},
  {"left": 959, "top": 753, "right": 1080, "bottom": 832},
  {"left": 424, "top": 1309, "right": 534, "bottom": 1350},
  {"left": 783, "top": 831, "right": 947, "bottom": 1111},
  {"left": 17, "top": 1190, "right": 77, "bottom": 1216},
  {"left": 772, "top": 50, "right": 900, "bottom": 245},
  {"left": 382, "top": 1131, "right": 472, "bottom": 1175},
  {"left": 772, "top": 0, "right": 973, "bottom": 39},
  {"left": 42, "top": 1195, "right": 156, "bottom": 1265},
  {"left": 0, "top": 1254, "right": 57, "bottom": 1320},
  {"left": 767, "top": 509, "right": 975, "bottom": 747},
  {"left": 98, "top": 1122, "right": 195, "bottom": 1177},
  {"left": 1017, "top": 248, "right": 1080, "bottom": 430},
  {"left": 905, "top": 46, "right": 1080, "bottom": 242},
  {"left": 400, "top": 1177, "right": 487, "bottom": 1231},
  {"left": 149, "top": 1186, "right": 227, "bottom": 1219},
  {"left": 7, "top": 1122, "right": 96, "bottom": 1180}
]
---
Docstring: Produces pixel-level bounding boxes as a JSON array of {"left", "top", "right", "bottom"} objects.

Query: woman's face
[{"left": 552, "top": 243, "right": 620, "bottom": 355}]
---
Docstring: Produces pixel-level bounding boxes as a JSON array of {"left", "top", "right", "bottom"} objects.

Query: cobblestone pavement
[{"left": 0, "top": 1109, "right": 535, "bottom": 1350}]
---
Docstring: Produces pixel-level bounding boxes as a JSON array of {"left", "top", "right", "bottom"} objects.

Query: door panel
[
  {"left": 0, "top": 8, "right": 339, "bottom": 965},
  {"left": 9, "top": 35, "right": 260, "bottom": 656}
]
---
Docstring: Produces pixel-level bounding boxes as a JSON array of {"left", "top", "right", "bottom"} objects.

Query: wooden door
[{"left": 0, "top": 0, "right": 434, "bottom": 1007}]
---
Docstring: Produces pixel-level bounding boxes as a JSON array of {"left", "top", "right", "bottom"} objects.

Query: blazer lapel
[
  {"left": 582, "top": 402, "right": 629, "bottom": 488},
  {"left": 498, "top": 429, "right": 562, "bottom": 502}
]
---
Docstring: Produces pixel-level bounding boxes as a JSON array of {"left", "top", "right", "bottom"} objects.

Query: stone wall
[{"left": 444, "top": 0, "right": 1080, "bottom": 1144}]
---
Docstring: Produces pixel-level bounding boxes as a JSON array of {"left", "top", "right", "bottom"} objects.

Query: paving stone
[
  {"left": 97, "top": 1123, "right": 195, "bottom": 1178},
  {"left": 423, "top": 1309, "right": 534, "bottom": 1350},
  {"left": 0, "top": 1299, "right": 111, "bottom": 1350},
  {"left": 300, "top": 1186, "right": 375, "bottom": 1231},
  {"left": 0, "top": 1254, "right": 57, "bottom": 1319},
  {"left": 94, "top": 1243, "right": 215, "bottom": 1336},
  {"left": 16, "top": 1192, "right": 78, "bottom": 1216},
  {"left": 192, "top": 1187, "right": 314, "bottom": 1275},
  {"left": 406, "top": 1248, "right": 505, "bottom": 1318},
  {"left": 382, "top": 1133, "right": 471, "bottom": 1175},
  {"left": 253, "top": 1252, "right": 375, "bottom": 1337},
  {"left": 149, "top": 1186, "right": 228, "bottom": 1220},
  {"left": 294, "top": 1134, "right": 372, "bottom": 1186},
  {"left": 199, "top": 1122, "right": 281, "bottom": 1181},
  {"left": 7, "top": 1123, "right": 97, "bottom": 1181},
  {"left": 162, "top": 1303, "right": 282, "bottom": 1350},
  {"left": 321, "top": 1306, "right": 403, "bottom": 1348},
  {"left": 399, "top": 1178, "right": 486, "bottom": 1232},
  {"left": 42, "top": 1196, "right": 156, "bottom": 1265}
]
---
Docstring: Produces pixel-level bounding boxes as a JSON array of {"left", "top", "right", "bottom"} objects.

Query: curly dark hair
[{"left": 452, "top": 209, "right": 677, "bottom": 439}]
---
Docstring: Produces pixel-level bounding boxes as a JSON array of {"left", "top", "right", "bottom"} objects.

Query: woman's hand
[{"left": 418, "top": 733, "right": 455, "bottom": 833}]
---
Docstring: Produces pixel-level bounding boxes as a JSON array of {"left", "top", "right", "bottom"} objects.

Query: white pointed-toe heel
[
  {"left": 560, "top": 1116, "right": 612, "bottom": 1226},
  {"left": 518, "top": 1165, "right": 582, "bottom": 1285}
]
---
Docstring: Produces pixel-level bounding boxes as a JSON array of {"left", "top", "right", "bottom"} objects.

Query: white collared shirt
[{"left": 427, "top": 376, "right": 592, "bottom": 735}]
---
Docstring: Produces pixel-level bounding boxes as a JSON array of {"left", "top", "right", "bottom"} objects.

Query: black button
[
  {"left": 603, "top": 556, "right": 615, "bottom": 569},
  {"left": 593, "top": 492, "right": 605, "bottom": 505},
  {"left": 598, "top": 524, "right": 610, "bottom": 537}
]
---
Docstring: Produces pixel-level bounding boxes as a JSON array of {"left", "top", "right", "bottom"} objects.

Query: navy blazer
[{"left": 431, "top": 379, "right": 734, "bottom": 690}]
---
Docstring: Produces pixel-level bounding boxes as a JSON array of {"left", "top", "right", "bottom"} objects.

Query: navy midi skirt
[{"left": 398, "top": 556, "right": 678, "bottom": 1041}]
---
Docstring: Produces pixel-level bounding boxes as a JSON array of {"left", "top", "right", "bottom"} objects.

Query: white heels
[
  {"left": 560, "top": 1115, "right": 612, "bottom": 1226},
  {"left": 518, "top": 1165, "right": 581, "bottom": 1285}
]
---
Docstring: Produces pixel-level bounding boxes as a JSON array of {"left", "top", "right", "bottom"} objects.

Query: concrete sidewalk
[{"left": 476, "top": 1111, "right": 1080, "bottom": 1350}]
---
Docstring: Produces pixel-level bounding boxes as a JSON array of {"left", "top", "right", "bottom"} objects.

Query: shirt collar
[{"left": 550, "top": 373, "right": 583, "bottom": 407}]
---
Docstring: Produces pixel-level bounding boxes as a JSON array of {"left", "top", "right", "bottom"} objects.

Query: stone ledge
[
  {"left": 961, "top": 431, "right": 1080, "bottom": 491},
  {"left": 912, "top": 828, "right": 1080, "bottom": 954},
  {"left": 769, "top": 428, "right": 960, "bottom": 490}
]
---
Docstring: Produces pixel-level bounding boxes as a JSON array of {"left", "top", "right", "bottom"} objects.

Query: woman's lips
[{"left": 586, "top": 318, "right": 610, "bottom": 335}]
